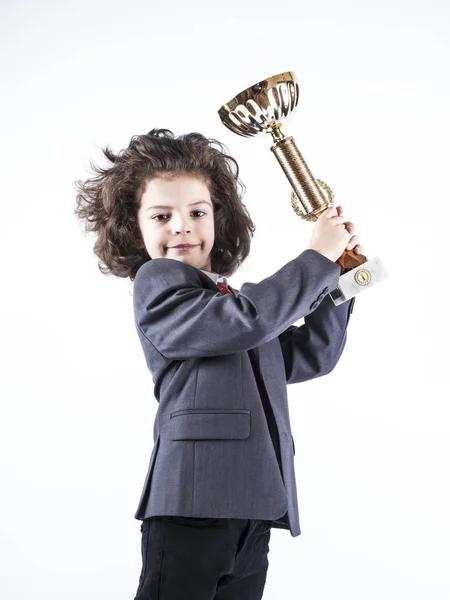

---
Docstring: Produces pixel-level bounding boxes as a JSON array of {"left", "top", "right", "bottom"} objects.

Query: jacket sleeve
[
  {"left": 278, "top": 294, "right": 355, "bottom": 384},
  {"left": 133, "top": 249, "right": 341, "bottom": 360}
]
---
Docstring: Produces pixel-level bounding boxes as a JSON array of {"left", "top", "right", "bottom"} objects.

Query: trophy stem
[
  {"left": 270, "top": 136, "right": 330, "bottom": 219},
  {"left": 270, "top": 135, "right": 367, "bottom": 273}
]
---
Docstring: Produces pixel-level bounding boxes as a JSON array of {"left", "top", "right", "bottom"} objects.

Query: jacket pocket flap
[{"left": 169, "top": 408, "right": 251, "bottom": 440}]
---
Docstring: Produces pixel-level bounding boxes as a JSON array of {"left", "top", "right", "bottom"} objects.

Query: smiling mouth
[{"left": 166, "top": 245, "right": 199, "bottom": 252}]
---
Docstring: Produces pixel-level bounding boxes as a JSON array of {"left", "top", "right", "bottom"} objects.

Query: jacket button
[
  {"left": 318, "top": 293, "right": 325, "bottom": 302},
  {"left": 310, "top": 300, "right": 320, "bottom": 310},
  {"left": 322, "top": 287, "right": 329, "bottom": 294}
]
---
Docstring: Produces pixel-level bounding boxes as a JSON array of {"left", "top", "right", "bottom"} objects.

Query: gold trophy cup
[{"left": 218, "top": 71, "right": 387, "bottom": 305}]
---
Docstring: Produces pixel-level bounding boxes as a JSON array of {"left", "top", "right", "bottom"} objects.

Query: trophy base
[{"left": 329, "top": 256, "right": 389, "bottom": 306}]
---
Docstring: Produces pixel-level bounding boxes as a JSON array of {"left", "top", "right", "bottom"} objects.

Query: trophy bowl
[{"left": 218, "top": 71, "right": 299, "bottom": 138}]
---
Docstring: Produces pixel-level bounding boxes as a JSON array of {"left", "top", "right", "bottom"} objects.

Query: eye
[{"left": 152, "top": 210, "right": 206, "bottom": 221}]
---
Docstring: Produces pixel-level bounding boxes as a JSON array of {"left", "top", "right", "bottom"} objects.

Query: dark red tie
[{"left": 217, "top": 281, "right": 231, "bottom": 295}]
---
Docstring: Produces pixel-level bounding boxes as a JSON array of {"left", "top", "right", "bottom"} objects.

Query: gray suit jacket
[{"left": 132, "top": 249, "right": 355, "bottom": 537}]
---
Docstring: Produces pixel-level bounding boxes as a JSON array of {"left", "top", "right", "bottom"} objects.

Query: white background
[{"left": 1, "top": 0, "right": 449, "bottom": 598}]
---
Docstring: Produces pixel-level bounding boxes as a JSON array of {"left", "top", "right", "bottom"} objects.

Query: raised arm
[{"left": 133, "top": 250, "right": 342, "bottom": 360}]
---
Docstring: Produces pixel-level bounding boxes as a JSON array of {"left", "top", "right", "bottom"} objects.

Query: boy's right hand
[{"left": 308, "top": 206, "right": 355, "bottom": 263}]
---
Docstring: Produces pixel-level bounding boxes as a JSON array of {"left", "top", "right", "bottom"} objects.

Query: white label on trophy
[{"left": 329, "top": 256, "right": 389, "bottom": 306}]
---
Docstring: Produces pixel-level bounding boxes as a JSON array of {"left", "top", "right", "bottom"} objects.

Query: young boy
[{"left": 74, "top": 128, "right": 361, "bottom": 599}]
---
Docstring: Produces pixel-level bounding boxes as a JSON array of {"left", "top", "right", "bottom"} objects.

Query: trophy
[{"left": 218, "top": 71, "right": 388, "bottom": 306}]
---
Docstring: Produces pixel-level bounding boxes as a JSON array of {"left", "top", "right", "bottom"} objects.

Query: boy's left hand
[{"left": 336, "top": 205, "right": 363, "bottom": 255}]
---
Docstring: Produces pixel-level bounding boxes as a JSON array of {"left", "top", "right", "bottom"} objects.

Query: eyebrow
[{"left": 146, "top": 200, "right": 212, "bottom": 211}]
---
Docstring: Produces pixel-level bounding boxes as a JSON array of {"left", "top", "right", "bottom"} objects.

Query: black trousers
[{"left": 133, "top": 516, "right": 272, "bottom": 599}]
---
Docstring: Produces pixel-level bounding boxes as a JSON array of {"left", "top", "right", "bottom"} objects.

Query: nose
[{"left": 170, "top": 213, "right": 191, "bottom": 234}]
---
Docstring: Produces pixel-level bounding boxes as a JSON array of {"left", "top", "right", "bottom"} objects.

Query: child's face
[{"left": 138, "top": 173, "right": 215, "bottom": 272}]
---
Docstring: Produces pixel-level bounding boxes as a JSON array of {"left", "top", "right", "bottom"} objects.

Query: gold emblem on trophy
[{"left": 218, "top": 71, "right": 388, "bottom": 305}]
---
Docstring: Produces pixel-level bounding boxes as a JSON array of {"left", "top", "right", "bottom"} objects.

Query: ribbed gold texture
[{"left": 271, "top": 137, "right": 331, "bottom": 221}]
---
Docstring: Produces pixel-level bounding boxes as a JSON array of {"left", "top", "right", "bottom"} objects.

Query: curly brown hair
[{"left": 73, "top": 128, "right": 256, "bottom": 281}]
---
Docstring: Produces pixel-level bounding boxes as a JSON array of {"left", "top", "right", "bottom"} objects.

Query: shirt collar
[{"left": 199, "top": 268, "right": 228, "bottom": 286}]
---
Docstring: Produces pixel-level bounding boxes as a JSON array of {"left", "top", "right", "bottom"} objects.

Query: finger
[
  {"left": 323, "top": 206, "right": 338, "bottom": 218},
  {"left": 345, "top": 221, "right": 354, "bottom": 232},
  {"left": 346, "top": 235, "right": 360, "bottom": 250}
]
